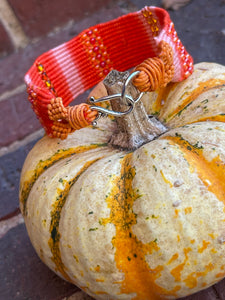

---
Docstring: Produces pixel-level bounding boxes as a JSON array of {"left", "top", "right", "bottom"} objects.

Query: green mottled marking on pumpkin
[
  {"left": 89, "top": 228, "right": 98, "bottom": 231},
  {"left": 177, "top": 101, "right": 193, "bottom": 117},
  {"left": 73, "top": 254, "right": 79, "bottom": 263},
  {"left": 20, "top": 144, "right": 105, "bottom": 215},
  {"left": 153, "top": 165, "right": 157, "bottom": 172},
  {"left": 48, "top": 158, "right": 102, "bottom": 282},
  {"left": 166, "top": 80, "right": 225, "bottom": 122}
]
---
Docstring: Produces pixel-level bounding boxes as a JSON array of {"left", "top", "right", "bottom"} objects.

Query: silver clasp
[
  {"left": 121, "top": 71, "right": 144, "bottom": 105},
  {"left": 89, "top": 71, "right": 143, "bottom": 124},
  {"left": 89, "top": 93, "right": 134, "bottom": 117}
]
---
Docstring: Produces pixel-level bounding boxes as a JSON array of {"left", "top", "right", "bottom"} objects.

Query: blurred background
[{"left": 0, "top": 0, "right": 225, "bottom": 299}]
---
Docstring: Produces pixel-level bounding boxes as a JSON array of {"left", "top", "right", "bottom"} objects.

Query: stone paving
[{"left": 0, "top": 0, "right": 225, "bottom": 299}]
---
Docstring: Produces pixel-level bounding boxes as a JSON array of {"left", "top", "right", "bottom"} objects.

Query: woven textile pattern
[{"left": 25, "top": 6, "right": 193, "bottom": 136}]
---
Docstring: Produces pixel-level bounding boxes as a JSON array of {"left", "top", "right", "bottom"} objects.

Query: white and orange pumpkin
[{"left": 20, "top": 62, "right": 225, "bottom": 299}]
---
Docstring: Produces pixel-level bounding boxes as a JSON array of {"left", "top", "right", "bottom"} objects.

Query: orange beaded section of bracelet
[
  {"left": 142, "top": 7, "right": 193, "bottom": 79},
  {"left": 81, "top": 28, "right": 113, "bottom": 79},
  {"left": 142, "top": 7, "right": 160, "bottom": 37},
  {"left": 37, "top": 63, "right": 57, "bottom": 96},
  {"left": 132, "top": 41, "right": 174, "bottom": 92},
  {"left": 48, "top": 98, "right": 98, "bottom": 139}
]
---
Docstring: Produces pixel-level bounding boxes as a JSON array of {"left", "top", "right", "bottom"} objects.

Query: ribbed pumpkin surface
[{"left": 20, "top": 62, "right": 225, "bottom": 299}]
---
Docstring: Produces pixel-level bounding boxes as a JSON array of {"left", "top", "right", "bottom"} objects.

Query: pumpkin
[{"left": 20, "top": 62, "right": 225, "bottom": 300}]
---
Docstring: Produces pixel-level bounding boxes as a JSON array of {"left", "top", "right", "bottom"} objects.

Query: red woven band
[{"left": 25, "top": 6, "right": 193, "bottom": 136}]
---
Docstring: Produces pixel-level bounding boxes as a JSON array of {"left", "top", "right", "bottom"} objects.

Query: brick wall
[{"left": 0, "top": 0, "right": 115, "bottom": 56}]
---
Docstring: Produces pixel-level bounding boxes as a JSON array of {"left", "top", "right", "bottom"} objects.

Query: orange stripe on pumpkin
[
  {"left": 198, "top": 240, "right": 211, "bottom": 253},
  {"left": 167, "top": 253, "right": 179, "bottom": 265},
  {"left": 183, "top": 272, "right": 198, "bottom": 289},
  {"left": 183, "top": 263, "right": 215, "bottom": 289},
  {"left": 95, "top": 291, "right": 108, "bottom": 295},
  {"left": 188, "top": 114, "right": 225, "bottom": 125},
  {"left": 102, "top": 153, "right": 181, "bottom": 299},
  {"left": 164, "top": 135, "right": 225, "bottom": 205},
  {"left": 160, "top": 170, "right": 173, "bottom": 187},
  {"left": 184, "top": 207, "right": 192, "bottom": 214},
  {"left": 166, "top": 79, "right": 225, "bottom": 122},
  {"left": 216, "top": 272, "right": 225, "bottom": 278},
  {"left": 170, "top": 248, "right": 192, "bottom": 282},
  {"left": 95, "top": 278, "right": 105, "bottom": 282},
  {"left": 153, "top": 82, "right": 179, "bottom": 113}
]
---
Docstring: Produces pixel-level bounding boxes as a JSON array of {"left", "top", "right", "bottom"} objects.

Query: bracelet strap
[{"left": 25, "top": 6, "right": 193, "bottom": 136}]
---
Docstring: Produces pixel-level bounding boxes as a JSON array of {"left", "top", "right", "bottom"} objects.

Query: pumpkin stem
[{"left": 103, "top": 70, "right": 167, "bottom": 150}]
